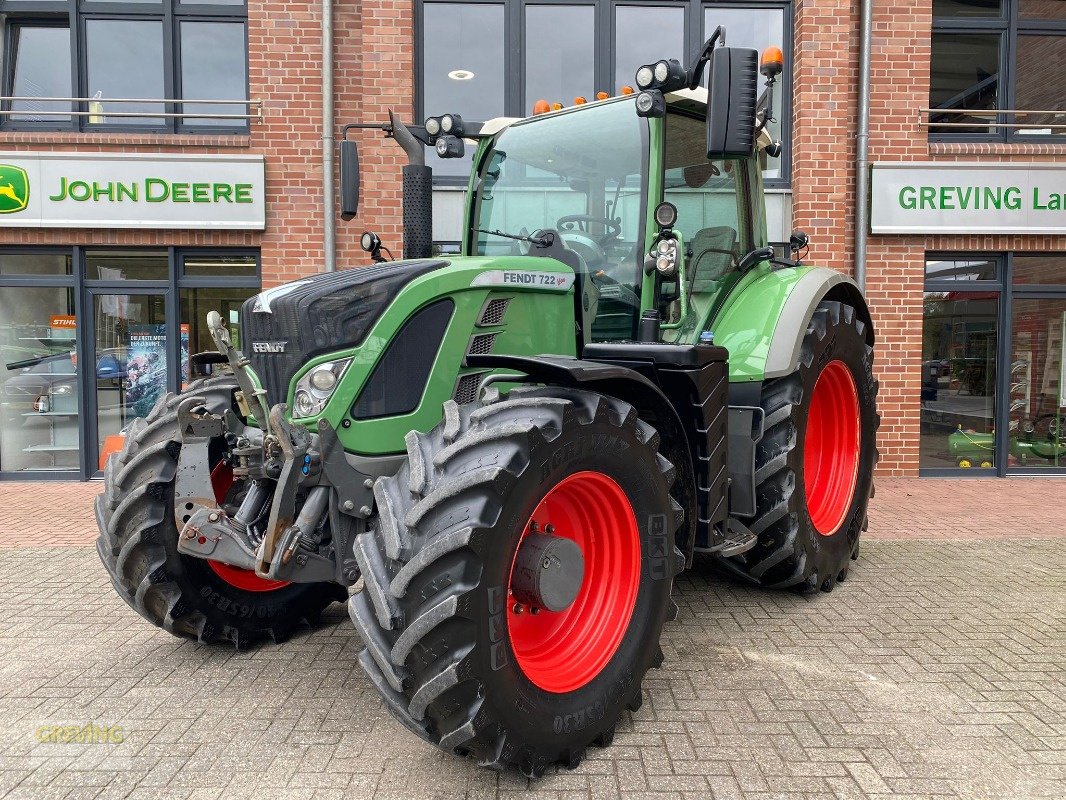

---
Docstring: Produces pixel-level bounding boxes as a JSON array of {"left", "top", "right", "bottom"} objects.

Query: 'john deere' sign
[
  {"left": 0, "top": 152, "right": 264, "bottom": 230},
  {"left": 871, "top": 162, "right": 1066, "bottom": 235}
]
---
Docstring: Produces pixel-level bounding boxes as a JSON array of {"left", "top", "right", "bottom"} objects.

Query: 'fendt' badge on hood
[{"left": 252, "top": 341, "right": 287, "bottom": 353}]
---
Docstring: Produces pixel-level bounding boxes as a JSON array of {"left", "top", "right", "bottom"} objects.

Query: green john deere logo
[{"left": 0, "top": 164, "right": 29, "bottom": 214}]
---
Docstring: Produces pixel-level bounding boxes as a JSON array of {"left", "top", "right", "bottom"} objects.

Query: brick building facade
[{"left": 1, "top": 0, "right": 1063, "bottom": 479}]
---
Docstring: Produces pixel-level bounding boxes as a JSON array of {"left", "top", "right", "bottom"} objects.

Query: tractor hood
[{"left": 241, "top": 259, "right": 447, "bottom": 407}]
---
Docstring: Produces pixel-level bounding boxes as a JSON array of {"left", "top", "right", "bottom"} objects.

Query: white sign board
[
  {"left": 871, "top": 162, "right": 1066, "bottom": 235},
  {"left": 0, "top": 152, "right": 265, "bottom": 230}
]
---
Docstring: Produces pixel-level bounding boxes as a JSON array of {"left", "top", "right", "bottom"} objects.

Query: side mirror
[
  {"left": 737, "top": 245, "right": 774, "bottom": 273},
  {"left": 706, "top": 47, "right": 759, "bottom": 159},
  {"left": 340, "top": 139, "right": 359, "bottom": 220}
]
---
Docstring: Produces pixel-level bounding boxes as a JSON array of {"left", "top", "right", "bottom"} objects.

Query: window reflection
[
  {"left": 86, "top": 20, "right": 165, "bottom": 126},
  {"left": 525, "top": 5, "right": 595, "bottom": 109},
  {"left": 1009, "top": 298, "right": 1066, "bottom": 469},
  {"left": 423, "top": 3, "right": 506, "bottom": 177},
  {"left": 9, "top": 26, "right": 72, "bottom": 123},
  {"left": 614, "top": 7, "right": 685, "bottom": 95},
  {"left": 921, "top": 290, "right": 998, "bottom": 469},
  {"left": 180, "top": 22, "right": 248, "bottom": 128}
]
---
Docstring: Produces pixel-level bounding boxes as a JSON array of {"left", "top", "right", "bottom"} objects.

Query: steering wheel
[
  {"left": 591, "top": 269, "right": 641, "bottom": 310},
  {"left": 556, "top": 214, "right": 622, "bottom": 244}
]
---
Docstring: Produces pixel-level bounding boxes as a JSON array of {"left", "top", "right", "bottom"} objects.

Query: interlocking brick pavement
[
  {"left": 0, "top": 479, "right": 1063, "bottom": 799},
  {"left": 2, "top": 477, "right": 1064, "bottom": 548}
]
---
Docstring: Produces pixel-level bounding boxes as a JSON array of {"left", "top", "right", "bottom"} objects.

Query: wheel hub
[{"left": 510, "top": 533, "right": 585, "bottom": 613}]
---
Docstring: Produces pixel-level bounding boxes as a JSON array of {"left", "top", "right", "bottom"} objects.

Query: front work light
[
  {"left": 635, "top": 90, "right": 665, "bottom": 118},
  {"left": 634, "top": 59, "right": 687, "bottom": 93},
  {"left": 424, "top": 116, "right": 441, "bottom": 136},
  {"left": 435, "top": 134, "right": 465, "bottom": 158},
  {"left": 440, "top": 113, "right": 464, "bottom": 136}
]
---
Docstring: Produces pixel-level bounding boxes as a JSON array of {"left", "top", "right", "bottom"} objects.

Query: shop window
[
  {"left": 0, "top": 287, "right": 80, "bottom": 474},
  {"left": 920, "top": 288, "right": 999, "bottom": 470},
  {"left": 417, "top": 1, "right": 794, "bottom": 186},
  {"left": 182, "top": 254, "right": 257, "bottom": 279},
  {"left": 925, "top": 256, "right": 998, "bottom": 281},
  {"left": 930, "top": 0, "right": 1066, "bottom": 140},
  {"left": 1009, "top": 297, "right": 1066, "bottom": 469},
  {"left": 0, "top": 1, "right": 249, "bottom": 133}
]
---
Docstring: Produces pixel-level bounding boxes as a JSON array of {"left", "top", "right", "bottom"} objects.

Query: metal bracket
[
  {"left": 174, "top": 395, "right": 224, "bottom": 529},
  {"left": 177, "top": 506, "right": 260, "bottom": 570},
  {"left": 255, "top": 404, "right": 313, "bottom": 577}
]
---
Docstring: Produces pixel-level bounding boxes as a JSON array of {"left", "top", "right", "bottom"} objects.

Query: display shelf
[
  {"left": 23, "top": 411, "right": 79, "bottom": 417},
  {"left": 23, "top": 444, "right": 80, "bottom": 453}
]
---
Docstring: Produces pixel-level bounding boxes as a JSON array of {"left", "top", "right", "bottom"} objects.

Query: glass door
[
  {"left": 89, "top": 291, "right": 169, "bottom": 471},
  {"left": 1008, "top": 297, "right": 1066, "bottom": 471}
]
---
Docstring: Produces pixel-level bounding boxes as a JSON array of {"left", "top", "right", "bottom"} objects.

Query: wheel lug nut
[
  {"left": 512, "top": 603, "right": 524, "bottom": 614},
  {"left": 530, "top": 607, "right": 540, "bottom": 616},
  {"left": 544, "top": 524, "right": 555, "bottom": 534}
]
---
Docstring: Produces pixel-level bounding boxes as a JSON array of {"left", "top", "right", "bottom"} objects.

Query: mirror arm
[{"left": 686, "top": 26, "right": 726, "bottom": 90}]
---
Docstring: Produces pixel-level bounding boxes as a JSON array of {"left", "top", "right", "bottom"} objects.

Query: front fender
[{"left": 711, "top": 267, "right": 874, "bottom": 382}]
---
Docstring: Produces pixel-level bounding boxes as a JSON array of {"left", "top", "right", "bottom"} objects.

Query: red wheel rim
[
  {"left": 205, "top": 462, "right": 289, "bottom": 592},
  {"left": 803, "top": 359, "right": 861, "bottom": 535},
  {"left": 507, "top": 471, "right": 640, "bottom": 694}
]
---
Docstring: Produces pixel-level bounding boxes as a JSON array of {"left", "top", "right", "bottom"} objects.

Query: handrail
[
  {"left": 920, "top": 107, "right": 1066, "bottom": 131},
  {"left": 0, "top": 96, "right": 262, "bottom": 124}
]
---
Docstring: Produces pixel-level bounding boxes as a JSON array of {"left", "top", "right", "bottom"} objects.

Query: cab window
[{"left": 663, "top": 112, "right": 752, "bottom": 295}]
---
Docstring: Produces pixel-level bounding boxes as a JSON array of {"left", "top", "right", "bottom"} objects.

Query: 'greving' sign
[
  {"left": 0, "top": 152, "right": 265, "bottom": 230},
  {"left": 871, "top": 162, "right": 1066, "bottom": 235}
]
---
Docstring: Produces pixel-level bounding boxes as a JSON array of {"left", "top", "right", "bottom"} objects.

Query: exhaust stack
[{"left": 389, "top": 110, "right": 434, "bottom": 261}]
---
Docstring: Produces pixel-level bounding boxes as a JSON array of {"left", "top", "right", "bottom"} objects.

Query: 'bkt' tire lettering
[{"left": 552, "top": 701, "right": 604, "bottom": 734}]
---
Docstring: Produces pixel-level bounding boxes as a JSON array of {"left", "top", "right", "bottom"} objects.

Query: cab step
[{"left": 693, "top": 517, "right": 758, "bottom": 558}]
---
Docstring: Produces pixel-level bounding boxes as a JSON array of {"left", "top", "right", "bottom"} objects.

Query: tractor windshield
[{"left": 470, "top": 99, "right": 648, "bottom": 339}]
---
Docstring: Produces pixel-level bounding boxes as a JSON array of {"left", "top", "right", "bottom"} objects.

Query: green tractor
[{"left": 97, "top": 32, "right": 878, "bottom": 776}]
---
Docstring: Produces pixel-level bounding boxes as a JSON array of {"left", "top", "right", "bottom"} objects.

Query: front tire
[
  {"left": 720, "top": 300, "right": 879, "bottom": 591},
  {"left": 349, "top": 387, "right": 683, "bottom": 776},
  {"left": 95, "top": 376, "right": 344, "bottom": 647}
]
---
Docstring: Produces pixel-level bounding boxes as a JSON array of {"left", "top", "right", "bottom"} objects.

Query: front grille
[
  {"left": 468, "top": 332, "right": 497, "bottom": 356},
  {"left": 241, "top": 259, "right": 447, "bottom": 407},
  {"left": 477, "top": 297, "right": 510, "bottom": 327},
  {"left": 453, "top": 372, "right": 486, "bottom": 405}
]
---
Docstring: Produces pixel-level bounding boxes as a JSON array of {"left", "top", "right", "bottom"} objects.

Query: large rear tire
[
  {"left": 95, "top": 375, "right": 344, "bottom": 647},
  {"left": 720, "top": 300, "right": 879, "bottom": 591},
  {"left": 349, "top": 387, "right": 683, "bottom": 776}
]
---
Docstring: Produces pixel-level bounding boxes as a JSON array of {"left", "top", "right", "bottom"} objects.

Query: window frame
[
  {"left": 930, "top": 0, "right": 1066, "bottom": 143},
  {"left": 415, "top": 0, "right": 794, "bottom": 187},
  {"left": 0, "top": 0, "right": 250, "bottom": 134}
]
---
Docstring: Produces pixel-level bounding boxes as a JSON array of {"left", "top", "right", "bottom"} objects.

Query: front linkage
[{"left": 173, "top": 311, "right": 366, "bottom": 588}]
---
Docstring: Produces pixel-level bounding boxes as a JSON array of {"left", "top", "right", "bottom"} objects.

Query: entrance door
[{"left": 88, "top": 291, "right": 169, "bottom": 471}]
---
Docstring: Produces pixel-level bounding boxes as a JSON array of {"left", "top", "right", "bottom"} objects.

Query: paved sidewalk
[
  {"left": 2, "top": 476, "right": 1064, "bottom": 548},
  {"left": 0, "top": 479, "right": 1063, "bottom": 799}
]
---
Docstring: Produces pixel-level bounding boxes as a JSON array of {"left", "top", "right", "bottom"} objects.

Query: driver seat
[{"left": 688, "top": 226, "right": 737, "bottom": 293}]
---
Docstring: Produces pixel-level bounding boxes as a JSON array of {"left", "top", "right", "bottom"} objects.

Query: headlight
[
  {"left": 653, "top": 60, "right": 669, "bottom": 83},
  {"left": 291, "top": 358, "right": 352, "bottom": 418},
  {"left": 425, "top": 116, "right": 441, "bottom": 136},
  {"left": 652, "top": 238, "right": 678, "bottom": 276},
  {"left": 635, "top": 65, "right": 654, "bottom": 90}
]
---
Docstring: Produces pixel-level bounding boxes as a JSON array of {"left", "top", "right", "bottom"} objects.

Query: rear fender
[{"left": 711, "top": 267, "right": 874, "bottom": 382}]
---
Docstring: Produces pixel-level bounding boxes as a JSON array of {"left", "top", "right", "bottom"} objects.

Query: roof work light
[{"left": 634, "top": 58, "right": 687, "bottom": 93}]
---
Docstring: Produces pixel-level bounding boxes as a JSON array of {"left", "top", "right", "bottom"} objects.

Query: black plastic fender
[{"left": 466, "top": 353, "right": 700, "bottom": 563}]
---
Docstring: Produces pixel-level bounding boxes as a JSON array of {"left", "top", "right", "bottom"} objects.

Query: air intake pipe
[{"left": 389, "top": 110, "right": 434, "bottom": 260}]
